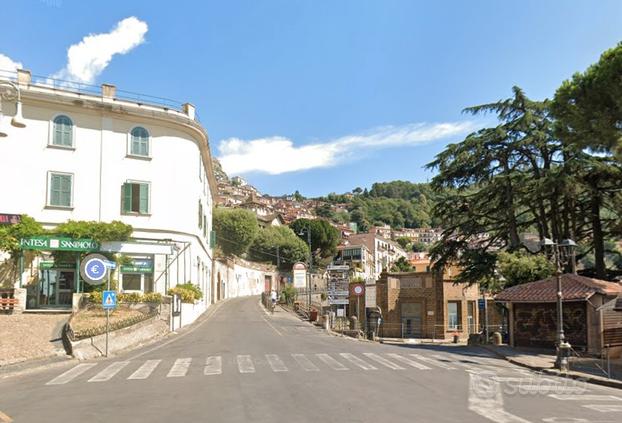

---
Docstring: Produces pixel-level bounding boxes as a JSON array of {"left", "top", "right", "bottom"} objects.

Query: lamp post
[
  {"left": 298, "top": 226, "right": 313, "bottom": 317},
  {"left": 0, "top": 79, "right": 27, "bottom": 137},
  {"left": 541, "top": 237, "right": 577, "bottom": 372}
]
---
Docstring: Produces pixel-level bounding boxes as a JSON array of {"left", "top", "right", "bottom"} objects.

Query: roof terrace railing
[{"left": 0, "top": 69, "right": 191, "bottom": 117}]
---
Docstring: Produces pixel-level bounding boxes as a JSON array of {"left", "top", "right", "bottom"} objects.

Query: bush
[
  {"left": 118, "top": 292, "right": 143, "bottom": 303},
  {"left": 281, "top": 284, "right": 297, "bottom": 305},
  {"left": 142, "top": 292, "right": 162, "bottom": 304},
  {"left": 168, "top": 283, "right": 202, "bottom": 303},
  {"left": 89, "top": 291, "right": 103, "bottom": 304}
]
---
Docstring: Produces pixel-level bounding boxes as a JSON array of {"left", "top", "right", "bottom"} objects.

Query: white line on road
[
  {"left": 237, "top": 355, "right": 256, "bottom": 373},
  {"left": 468, "top": 372, "right": 532, "bottom": 423},
  {"left": 167, "top": 358, "right": 192, "bottom": 378},
  {"left": 88, "top": 361, "right": 130, "bottom": 382},
  {"left": 549, "top": 394, "right": 622, "bottom": 401},
  {"left": 262, "top": 317, "right": 283, "bottom": 336},
  {"left": 410, "top": 354, "right": 456, "bottom": 370},
  {"left": 386, "top": 353, "right": 431, "bottom": 370},
  {"left": 316, "top": 354, "right": 348, "bottom": 371},
  {"left": 582, "top": 404, "right": 622, "bottom": 412},
  {"left": 128, "top": 359, "right": 161, "bottom": 380},
  {"left": 46, "top": 363, "right": 98, "bottom": 385},
  {"left": 339, "top": 353, "right": 377, "bottom": 370},
  {"left": 204, "top": 356, "right": 222, "bottom": 376},
  {"left": 292, "top": 354, "right": 319, "bottom": 371},
  {"left": 363, "top": 353, "right": 405, "bottom": 370},
  {"left": 266, "top": 354, "right": 288, "bottom": 372}
]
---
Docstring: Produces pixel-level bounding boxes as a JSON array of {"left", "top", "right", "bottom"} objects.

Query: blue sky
[{"left": 1, "top": 0, "right": 621, "bottom": 197}]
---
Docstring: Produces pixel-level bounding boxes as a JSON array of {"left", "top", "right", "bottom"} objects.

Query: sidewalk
[{"left": 482, "top": 344, "right": 622, "bottom": 390}]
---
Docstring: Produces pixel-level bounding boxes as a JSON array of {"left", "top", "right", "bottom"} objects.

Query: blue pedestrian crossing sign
[{"left": 102, "top": 291, "right": 117, "bottom": 309}]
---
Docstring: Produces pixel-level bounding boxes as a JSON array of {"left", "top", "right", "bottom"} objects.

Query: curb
[
  {"left": 0, "top": 354, "right": 74, "bottom": 380},
  {"left": 480, "top": 345, "right": 622, "bottom": 390}
]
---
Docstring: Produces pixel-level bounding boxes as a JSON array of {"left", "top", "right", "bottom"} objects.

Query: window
[
  {"left": 198, "top": 201, "right": 203, "bottom": 228},
  {"left": 122, "top": 182, "right": 149, "bottom": 214},
  {"left": 122, "top": 274, "right": 142, "bottom": 291},
  {"left": 130, "top": 127, "right": 150, "bottom": 157},
  {"left": 447, "top": 301, "right": 461, "bottom": 330},
  {"left": 52, "top": 115, "right": 73, "bottom": 147},
  {"left": 48, "top": 172, "right": 73, "bottom": 207}
]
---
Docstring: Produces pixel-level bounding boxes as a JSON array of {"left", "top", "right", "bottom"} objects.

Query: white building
[{"left": 0, "top": 69, "right": 217, "bottom": 310}]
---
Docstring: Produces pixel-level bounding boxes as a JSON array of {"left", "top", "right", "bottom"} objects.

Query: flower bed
[{"left": 68, "top": 303, "right": 159, "bottom": 340}]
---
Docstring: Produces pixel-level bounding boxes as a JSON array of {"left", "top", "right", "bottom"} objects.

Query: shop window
[
  {"left": 52, "top": 115, "right": 73, "bottom": 147},
  {"left": 129, "top": 126, "right": 150, "bottom": 157},
  {"left": 122, "top": 274, "right": 142, "bottom": 291},
  {"left": 122, "top": 182, "right": 149, "bottom": 214},
  {"left": 48, "top": 172, "right": 73, "bottom": 208}
]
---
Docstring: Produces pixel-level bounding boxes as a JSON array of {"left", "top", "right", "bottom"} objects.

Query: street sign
[
  {"left": 478, "top": 299, "right": 486, "bottom": 309},
  {"left": 293, "top": 262, "right": 307, "bottom": 289},
  {"left": 80, "top": 254, "right": 109, "bottom": 285},
  {"left": 102, "top": 290, "right": 117, "bottom": 310},
  {"left": 103, "top": 260, "right": 117, "bottom": 270},
  {"left": 351, "top": 283, "right": 365, "bottom": 297},
  {"left": 328, "top": 297, "right": 349, "bottom": 305}
]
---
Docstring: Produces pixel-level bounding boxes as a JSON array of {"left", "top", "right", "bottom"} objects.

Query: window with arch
[
  {"left": 130, "top": 126, "right": 150, "bottom": 157},
  {"left": 52, "top": 115, "right": 73, "bottom": 147}
]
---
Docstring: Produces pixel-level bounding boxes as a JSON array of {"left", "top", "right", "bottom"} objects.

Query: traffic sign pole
[{"left": 106, "top": 268, "right": 110, "bottom": 357}]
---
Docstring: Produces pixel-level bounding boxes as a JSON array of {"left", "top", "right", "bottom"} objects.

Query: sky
[{"left": 1, "top": 0, "right": 621, "bottom": 197}]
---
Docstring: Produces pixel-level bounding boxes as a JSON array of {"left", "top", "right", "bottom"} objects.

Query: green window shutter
[
  {"left": 60, "top": 175, "right": 72, "bottom": 206},
  {"left": 122, "top": 183, "right": 132, "bottom": 213},
  {"left": 139, "top": 183, "right": 149, "bottom": 214},
  {"left": 53, "top": 116, "right": 73, "bottom": 146},
  {"left": 50, "top": 174, "right": 60, "bottom": 205},
  {"left": 210, "top": 230, "right": 216, "bottom": 248}
]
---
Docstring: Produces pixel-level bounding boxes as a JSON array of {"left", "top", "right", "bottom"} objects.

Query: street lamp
[
  {"left": 541, "top": 237, "right": 577, "bottom": 372},
  {"left": 0, "top": 79, "right": 27, "bottom": 137},
  {"left": 298, "top": 226, "right": 313, "bottom": 317}
]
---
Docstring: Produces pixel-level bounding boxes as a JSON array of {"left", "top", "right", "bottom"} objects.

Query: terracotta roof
[{"left": 495, "top": 274, "right": 622, "bottom": 303}]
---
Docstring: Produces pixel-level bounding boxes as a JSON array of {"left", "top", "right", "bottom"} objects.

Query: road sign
[
  {"left": 103, "top": 259, "right": 116, "bottom": 270},
  {"left": 478, "top": 299, "right": 486, "bottom": 309},
  {"left": 351, "top": 283, "right": 365, "bottom": 297},
  {"left": 80, "top": 254, "right": 109, "bottom": 285},
  {"left": 328, "top": 297, "right": 349, "bottom": 305},
  {"left": 102, "top": 290, "right": 117, "bottom": 309}
]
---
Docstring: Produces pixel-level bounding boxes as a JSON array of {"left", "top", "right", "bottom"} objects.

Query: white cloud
[
  {"left": 52, "top": 17, "right": 148, "bottom": 83},
  {"left": 0, "top": 54, "right": 23, "bottom": 73},
  {"left": 218, "top": 121, "right": 476, "bottom": 175}
]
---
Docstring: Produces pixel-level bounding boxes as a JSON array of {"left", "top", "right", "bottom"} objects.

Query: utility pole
[{"left": 276, "top": 245, "right": 280, "bottom": 269}]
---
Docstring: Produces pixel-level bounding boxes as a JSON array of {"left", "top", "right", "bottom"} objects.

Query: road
[{"left": 0, "top": 296, "right": 620, "bottom": 422}]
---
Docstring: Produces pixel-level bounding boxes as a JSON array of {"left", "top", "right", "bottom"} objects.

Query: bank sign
[{"left": 20, "top": 236, "right": 100, "bottom": 252}]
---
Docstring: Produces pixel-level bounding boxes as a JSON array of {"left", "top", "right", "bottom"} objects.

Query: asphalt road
[{"left": 1, "top": 296, "right": 621, "bottom": 423}]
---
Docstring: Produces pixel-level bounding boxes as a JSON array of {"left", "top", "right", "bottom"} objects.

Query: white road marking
[
  {"left": 339, "top": 353, "right": 377, "bottom": 370},
  {"left": 582, "top": 404, "right": 622, "bottom": 413},
  {"left": 88, "top": 361, "right": 130, "bottom": 382},
  {"left": 363, "top": 353, "right": 405, "bottom": 370},
  {"left": 266, "top": 354, "right": 288, "bottom": 372},
  {"left": 237, "top": 355, "right": 256, "bottom": 373},
  {"left": 549, "top": 394, "right": 622, "bottom": 401},
  {"left": 468, "top": 372, "right": 532, "bottom": 422},
  {"left": 0, "top": 409, "right": 12, "bottom": 423},
  {"left": 262, "top": 317, "right": 282, "bottom": 336},
  {"left": 492, "top": 377, "right": 560, "bottom": 384},
  {"left": 316, "top": 354, "right": 348, "bottom": 371},
  {"left": 46, "top": 363, "right": 98, "bottom": 385},
  {"left": 204, "top": 356, "right": 222, "bottom": 376},
  {"left": 386, "top": 353, "right": 431, "bottom": 370},
  {"left": 292, "top": 354, "right": 319, "bottom": 372},
  {"left": 167, "top": 358, "right": 192, "bottom": 378},
  {"left": 410, "top": 353, "right": 456, "bottom": 370},
  {"left": 128, "top": 359, "right": 161, "bottom": 380}
]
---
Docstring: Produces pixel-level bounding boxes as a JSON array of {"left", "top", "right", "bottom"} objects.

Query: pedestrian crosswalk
[{"left": 45, "top": 351, "right": 526, "bottom": 386}]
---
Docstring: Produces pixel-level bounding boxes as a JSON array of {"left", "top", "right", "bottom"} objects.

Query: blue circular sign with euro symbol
[{"left": 80, "top": 253, "right": 109, "bottom": 285}]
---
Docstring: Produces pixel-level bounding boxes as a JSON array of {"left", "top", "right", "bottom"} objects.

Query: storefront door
[{"left": 39, "top": 269, "right": 74, "bottom": 307}]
